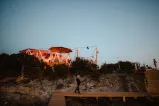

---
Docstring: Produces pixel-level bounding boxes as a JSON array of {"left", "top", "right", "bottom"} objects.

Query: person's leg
[
  {"left": 77, "top": 85, "right": 80, "bottom": 94},
  {"left": 74, "top": 87, "right": 77, "bottom": 93},
  {"left": 155, "top": 64, "right": 157, "bottom": 70},
  {"left": 75, "top": 86, "right": 78, "bottom": 93}
]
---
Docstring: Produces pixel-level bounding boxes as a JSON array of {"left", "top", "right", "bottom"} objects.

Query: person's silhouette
[
  {"left": 153, "top": 59, "right": 157, "bottom": 70},
  {"left": 74, "top": 75, "right": 81, "bottom": 94}
]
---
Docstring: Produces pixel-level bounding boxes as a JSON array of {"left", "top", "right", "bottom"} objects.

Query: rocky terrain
[{"left": 0, "top": 74, "right": 146, "bottom": 105}]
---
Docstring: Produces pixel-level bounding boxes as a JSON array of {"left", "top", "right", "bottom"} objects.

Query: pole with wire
[
  {"left": 73, "top": 45, "right": 98, "bottom": 64},
  {"left": 95, "top": 47, "right": 98, "bottom": 65}
]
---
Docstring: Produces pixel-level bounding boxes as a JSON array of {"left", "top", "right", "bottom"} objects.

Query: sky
[{"left": 0, "top": 0, "right": 159, "bottom": 67}]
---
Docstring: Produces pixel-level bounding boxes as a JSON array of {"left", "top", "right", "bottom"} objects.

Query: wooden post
[
  {"left": 123, "top": 96, "right": 126, "bottom": 102},
  {"left": 96, "top": 96, "right": 98, "bottom": 104},
  {"left": 109, "top": 97, "right": 112, "bottom": 101}
]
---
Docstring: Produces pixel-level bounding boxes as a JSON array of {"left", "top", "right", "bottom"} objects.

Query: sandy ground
[{"left": 0, "top": 74, "right": 145, "bottom": 105}]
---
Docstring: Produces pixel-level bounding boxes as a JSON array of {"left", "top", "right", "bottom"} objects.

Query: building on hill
[{"left": 19, "top": 46, "right": 72, "bottom": 66}]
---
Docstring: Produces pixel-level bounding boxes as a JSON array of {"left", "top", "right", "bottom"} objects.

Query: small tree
[
  {"left": 118, "top": 61, "right": 134, "bottom": 73},
  {"left": 54, "top": 64, "right": 70, "bottom": 79},
  {"left": 70, "top": 57, "right": 99, "bottom": 76},
  {"left": 100, "top": 63, "right": 118, "bottom": 74}
]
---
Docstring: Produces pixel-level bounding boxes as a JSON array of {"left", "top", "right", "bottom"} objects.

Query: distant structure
[
  {"left": 19, "top": 46, "right": 72, "bottom": 66},
  {"left": 74, "top": 46, "right": 99, "bottom": 64},
  {"left": 19, "top": 46, "right": 99, "bottom": 66}
]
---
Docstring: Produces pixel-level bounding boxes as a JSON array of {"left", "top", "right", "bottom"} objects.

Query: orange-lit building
[{"left": 19, "top": 47, "right": 72, "bottom": 66}]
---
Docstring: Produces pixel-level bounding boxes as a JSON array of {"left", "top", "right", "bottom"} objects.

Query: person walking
[
  {"left": 153, "top": 59, "right": 157, "bottom": 70},
  {"left": 74, "top": 75, "right": 81, "bottom": 94}
]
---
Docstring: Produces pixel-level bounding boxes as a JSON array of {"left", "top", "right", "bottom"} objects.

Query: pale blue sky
[{"left": 0, "top": 0, "right": 159, "bottom": 67}]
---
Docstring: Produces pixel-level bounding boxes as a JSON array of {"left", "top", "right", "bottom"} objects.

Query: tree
[
  {"left": 100, "top": 63, "right": 118, "bottom": 74},
  {"left": 118, "top": 61, "right": 134, "bottom": 73},
  {"left": 54, "top": 64, "right": 70, "bottom": 79},
  {"left": 70, "top": 57, "right": 99, "bottom": 78}
]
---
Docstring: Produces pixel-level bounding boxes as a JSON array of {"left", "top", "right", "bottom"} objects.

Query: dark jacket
[{"left": 76, "top": 78, "right": 81, "bottom": 85}]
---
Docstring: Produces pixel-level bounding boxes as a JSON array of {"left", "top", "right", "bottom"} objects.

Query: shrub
[
  {"left": 118, "top": 61, "right": 134, "bottom": 73},
  {"left": 70, "top": 57, "right": 100, "bottom": 80},
  {"left": 54, "top": 64, "right": 70, "bottom": 79},
  {"left": 100, "top": 63, "right": 118, "bottom": 74},
  {"left": 0, "top": 53, "right": 21, "bottom": 77},
  {"left": 56, "top": 83, "right": 64, "bottom": 90},
  {"left": 100, "top": 61, "right": 135, "bottom": 74}
]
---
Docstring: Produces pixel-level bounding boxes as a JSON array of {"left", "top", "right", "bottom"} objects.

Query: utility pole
[
  {"left": 75, "top": 48, "right": 79, "bottom": 58},
  {"left": 95, "top": 47, "right": 98, "bottom": 65},
  {"left": 74, "top": 46, "right": 98, "bottom": 64}
]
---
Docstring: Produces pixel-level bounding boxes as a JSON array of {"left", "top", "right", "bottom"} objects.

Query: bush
[
  {"left": 0, "top": 53, "right": 21, "bottom": 77},
  {"left": 70, "top": 57, "right": 100, "bottom": 80},
  {"left": 56, "top": 83, "right": 64, "bottom": 90},
  {"left": 17, "top": 53, "right": 43, "bottom": 67},
  {"left": 100, "top": 61, "right": 135, "bottom": 74},
  {"left": 0, "top": 53, "right": 50, "bottom": 79},
  {"left": 118, "top": 61, "right": 134, "bottom": 73},
  {"left": 100, "top": 63, "right": 118, "bottom": 74},
  {"left": 54, "top": 64, "right": 70, "bottom": 79},
  {"left": 17, "top": 53, "right": 48, "bottom": 79}
]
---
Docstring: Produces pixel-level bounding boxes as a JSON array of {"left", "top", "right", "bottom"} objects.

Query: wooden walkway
[
  {"left": 48, "top": 92, "right": 159, "bottom": 106},
  {"left": 48, "top": 93, "right": 66, "bottom": 106}
]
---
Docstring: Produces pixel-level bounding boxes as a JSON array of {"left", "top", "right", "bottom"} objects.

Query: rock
[
  {"left": 56, "top": 79, "right": 63, "bottom": 84},
  {"left": 109, "top": 84, "right": 113, "bottom": 88},
  {"left": 4, "top": 101, "right": 8, "bottom": 105}
]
